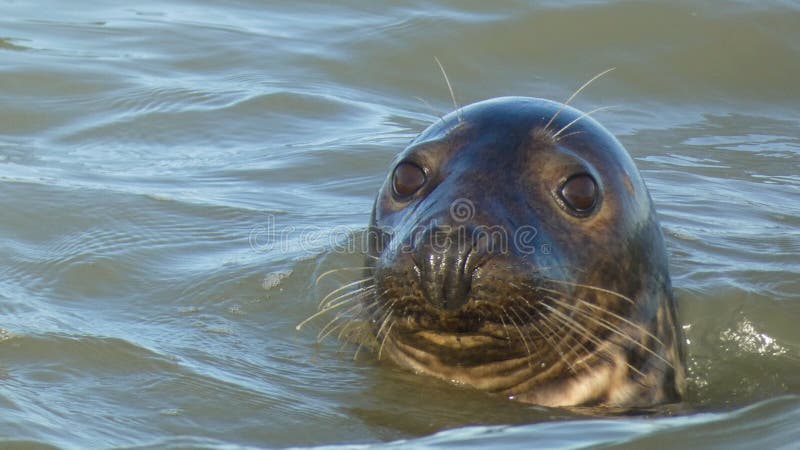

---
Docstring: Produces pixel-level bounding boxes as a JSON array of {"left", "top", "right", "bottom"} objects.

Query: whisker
[
  {"left": 540, "top": 317, "right": 577, "bottom": 373},
  {"left": 315, "top": 267, "right": 374, "bottom": 285},
  {"left": 554, "top": 130, "right": 585, "bottom": 142},
  {"left": 496, "top": 309, "right": 513, "bottom": 343},
  {"left": 539, "top": 279, "right": 636, "bottom": 306},
  {"left": 336, "top": 327, "right": 363, "bottom": 359},
  {"left": 544, "top": 67, "right": 615, "bottom": 132},
  {"left": 514, "top": 296, "right": 559, "bottom": 346},
  {"left": 318, "top": 277, "right": 373, "bottom": 308},
  {"left": 317, "top": 303, "right": 364, "bottom": 342},
  {"left": 515, "top": 299, "right": 599, "bottom": 374},
  {"left": 297, "top": 295, "right": 362, "bottom": 331},
  {"left": 520, "top": 284, "right": 570, "bottom": 300},
  {"left": 546, "top": 301, "right": 649, "bottom": 380},
  {"left": 549, "top": 296, "right": 672, "bottom": 369},
  {"left": 532, "top": 298, "right": 569, "bottom": 339},
  {"left": 377, "top": 320, "right": 397, "bottom": 360},
  {"left": 352, "top": 342, "right": 363, "bottom": 360},
  {"left": 338, "top": 317, "right": 369, "bottom": 342},
  {"left": 361, "top": 288, "right": 392, "bottom": 315},
  {"left": 414, "top": 96, "right": 446, "bottom": 122},
  {"left": 504, "top": 306, "right": 534, "bottom": 367},
  {"left": 517, "top": 296, "right": 575, "bottom": 372},
  {"left": 540, "top": 299, "right": 610, "bottom": 371},
  {"left": 374, "top": 298, "right": 398, "bottom": 337},
  {"left": 434, "top": 56, "right": 461, "bottom": 122},
  {"left": 319, "top": 284, "right": 375, "bottom": 310},
  {"left": 579, "top": 302, "right": 674, "bottom": 367},
  {"left": 553, "top": 105, "right": 618, "bottom": 138},
  {"left": 539, "top": 297, "right": 594, "bottom": 344},
  {"left": 317, "top": 310, "right": 352, "bottom": 341},
  {"left": 574, "top": 298, "right": 666, "bottom": 348}
]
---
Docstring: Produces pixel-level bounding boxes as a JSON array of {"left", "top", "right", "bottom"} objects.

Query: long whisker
[
  {"left": 538, "top": 299, "right": 600, "bottom": 368},
  {"left": 549, "top": 296, "right": 672, "bottom": 369},
  {"left": 338, "top": 319, "right": 361, "bottom": 341},
  {"left": 375, "top": 309, "right": 393, "bottom": 340},
  {"left": 538, "top": 279, "right": 636, "bottom": 306},
  {"left": 377, "top": 320, "right": 397, "bottom": 360},
  {"left": 296, "top": 295, "right": 362, "bottom": 331},
  {"left": 317, "top": 306, "right": 356, "bottom": 340},
  {"left": 575, "top": 298, "right": 666, "bottom": 348},
  {"left": 318, "top": 303, "right": 364, "bottom": 342},
  {"left": 345, "top": 289, "right": 389, "bottom": 353},
  {"left": 521, "top": 280, "right": 657, "bottom": 372},
  {"left": 360, "top": 288, "right": 391, "bottom": 316},
  {"left": 352, "top": 342, "right": 364, "bottom": 361},
  {"left": 512, "top": 300, "right": 558, "bottom": 358},
  {"left": 553, "top": 105, "right": 618, "bottom": 138},
  {"left": 519, "top": 297, "right": 575, "bottom": 373},
  {"left": 514, "top": 296, "right": 559, "bottom": 345},
  {"left": 414, "top": 96, "right": 447, "bottom": 123},
  {"left": 319, "top": 284, "right": 375, "bottom": 310},
  {"left": 434, "top": 56, "right": 461, "bottom": 122},
  {"left": 554, "top": 130, "right": 585, "bottom": 143},
  {"left": 496, "top": 309, "right": 513, "bottom": 344},
  {"left": 504, "top": 307, "right": 534, "bottom": 368},
  {"left": 302, "top": 284, "right": 379, "bottom": 334},
  {"left": 373, "top": 297, "right": 398, "bottom": 336},
  {"left": 337, "top": 324, "right": 371, "bottom": 359},
  {"left": 339, "top": 317, "right": 371, "bottom": 343},
  {"left": 375, "top": 299, "right": 398, "bottom": 361},
  {"left": 318, "top": 277, "right": 373, "bottom": 308},
  {"left": 544, "top": 67, "right": 615, "bottom": 132},
  {"left": 545, "top": 299, "right": 649, "bottom": 380},
  {"left": 315, "top": 267, "right": 374, "bottom": 285}
]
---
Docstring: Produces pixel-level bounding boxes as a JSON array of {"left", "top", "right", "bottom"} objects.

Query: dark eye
[
  {"left": 392, "top": 162, "right": 426, "bottom": 198},
  {"left": 560, "top": 174, "right": 598, "bottom": 213}
]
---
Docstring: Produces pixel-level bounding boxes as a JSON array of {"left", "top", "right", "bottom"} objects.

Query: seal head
[{"left": 366, "top": 97, "right": 685, "bottom": 408}]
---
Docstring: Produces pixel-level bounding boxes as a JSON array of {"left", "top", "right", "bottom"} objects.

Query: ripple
[
  {"left": 1, "top": 0, "right": 799, "bottom": 448},
  {"left": 0, "top": 36, "right": 31, "bottom": 51}
]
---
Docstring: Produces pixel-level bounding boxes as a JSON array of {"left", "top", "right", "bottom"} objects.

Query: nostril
[
  {"left": 441, "top": 264, "right": 472, "bottom": 311},
  {"left": 415, "top": 225, "right": 478, "bottom": 311},
  {"left": 441, "top": 245, "right": 474, "bottom": 310}
]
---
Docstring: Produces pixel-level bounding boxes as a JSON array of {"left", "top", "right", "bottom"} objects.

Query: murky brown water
[{"left": 1, "top": 1, "right": 799, "bottom": 448}]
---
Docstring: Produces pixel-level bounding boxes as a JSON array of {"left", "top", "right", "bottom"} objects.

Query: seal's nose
[{"left": 415, "top": 225, "right": 477, "bottom": 311}]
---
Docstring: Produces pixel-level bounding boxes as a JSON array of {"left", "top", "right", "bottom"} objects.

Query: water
[{"left": 1, "top": 0, "right": 799, "bottom": 448}]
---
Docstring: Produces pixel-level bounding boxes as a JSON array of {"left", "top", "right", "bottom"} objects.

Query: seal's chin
[
  {"left": 382, "top": 328, "right": 542, "bottom": 393},
  {"left": 380, "top": 318, "right": 644, "bottom": 408},
  {"left": 376, "top": 305, "right": 575, "bottom": 392}
]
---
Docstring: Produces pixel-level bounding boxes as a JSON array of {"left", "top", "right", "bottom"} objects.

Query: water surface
[{"left": 1, "top": 1, "right": 799, "bottom": 448}]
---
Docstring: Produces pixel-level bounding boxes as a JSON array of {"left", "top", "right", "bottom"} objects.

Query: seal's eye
[
  {"left": 560, "top": 174, "right": 598, "bottom": 213},
  {"left": 392, "top": 162, "right": 426, "bottom": 199}
]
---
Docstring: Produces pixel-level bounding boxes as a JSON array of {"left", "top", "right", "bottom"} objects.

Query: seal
[{"left": 363, "top": 96, "right": 685, "bottom": 408}]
